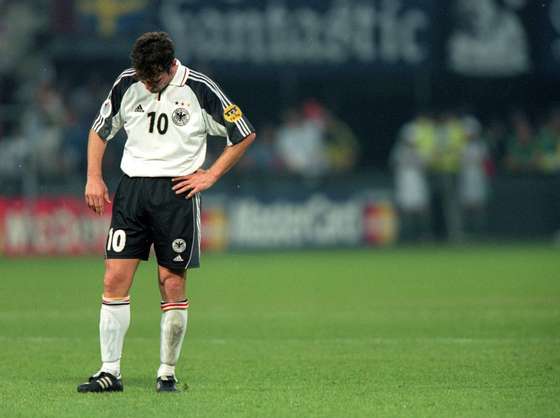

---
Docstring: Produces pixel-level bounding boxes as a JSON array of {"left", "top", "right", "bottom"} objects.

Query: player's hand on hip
[
  {"left": 172, "top": 169, "right": 218, "bottom": 199},
  {"left": 85, "top": 175, "right": 111, "bottom": 215}
]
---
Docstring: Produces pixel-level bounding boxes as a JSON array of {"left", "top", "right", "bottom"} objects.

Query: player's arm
[
  {"left": 85, "top": 69, "right": 133, "bottom": 214},
  {"left": 172, "top": 132, "right": 256, "bottom": 198},
  {"left": 85, "top": 129, "right": 111, "bottom": 215},
  {"left": 176, "top": 72, "right": 257, "bottom": 198}
]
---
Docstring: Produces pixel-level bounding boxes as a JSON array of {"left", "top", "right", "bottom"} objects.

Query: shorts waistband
[{"left": 123, "top": 174, "right": 175, "bottom": 180}]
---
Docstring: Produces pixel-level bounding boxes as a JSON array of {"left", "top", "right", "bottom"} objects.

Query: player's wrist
[{"left": 206, "top": 169, "right": 220, "bottom": 183}]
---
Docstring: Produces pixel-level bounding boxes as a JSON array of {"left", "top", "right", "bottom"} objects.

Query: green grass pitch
[{"left": 1, "top": 244, "right": 559, "bottom": 418}]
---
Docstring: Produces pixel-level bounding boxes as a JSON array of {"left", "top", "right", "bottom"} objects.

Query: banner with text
[
  {"left": 161, "top": 0, "right": 433, "bottom": 71},
  {"left": 45, "top": 0, "right": 560, "bottom": 78},
  {"left": 0, "top": 193, "right": 396, "bottom": 255}
]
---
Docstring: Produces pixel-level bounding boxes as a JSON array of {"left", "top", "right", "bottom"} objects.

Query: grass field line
[{"left": 2, "top": 335, "right": 559, "bottom": 345}]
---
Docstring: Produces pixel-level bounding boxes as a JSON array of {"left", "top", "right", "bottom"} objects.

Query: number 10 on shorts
[{"left": 107, "top": 228, "right": 126, "bottom": 252}]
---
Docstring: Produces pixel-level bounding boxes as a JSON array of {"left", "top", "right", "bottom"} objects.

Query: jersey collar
[{"left": 169, "top": 59, "right": 189, "bottom": 87}]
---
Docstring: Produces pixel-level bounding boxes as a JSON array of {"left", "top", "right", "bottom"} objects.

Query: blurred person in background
[
  {"left": 429, "top": 110, "right": 468, "bottom": 242},
  {"left": 298, "top": 98, "right": 360, "bottom": 174},
  {"left": 459, "top": 117, "right": 490, "bottom": 238},
  {"left": 504, "top": 110, "right": 537, "bottom": 173},
  {"left": 0, "top": 1, "right": 45, "bottom": 75},
  {"left": 323, "top": 110, "right": 360, "bottom": 174},
  {"left": 402, "top": 111, "right": 437, "bottom": 164},
  {"left": 391, "top": 123, "right": 431, "bottom": 242},
  {"left": 275, "top": 104, "right": 328, "bottom": 178},
  {"left": 79, "top": 32, "right": 256, "bottom": 394},
  {"left": 24, "top": 76, "right": 67, "bottom": 178},
  {"left": 0, "top": 127, "right": 27, "bottom": 180},
  {"left": 0, "top": 1, "right": 51, "bottom": 181},
  {"left": 535, "top": 108, "right": 560, "bottom": 174}
]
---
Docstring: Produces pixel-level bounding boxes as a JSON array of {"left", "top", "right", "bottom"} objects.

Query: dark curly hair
[{"left": 130, "top": 32, "right": 175, "bottom": 81}]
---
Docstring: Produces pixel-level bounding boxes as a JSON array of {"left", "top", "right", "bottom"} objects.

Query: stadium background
[
  {"left": 0, "top": 2, "right": 559, "bottom": 417},
  {"left": 1, "top": 0, "right": 559, "bottom": 252}
]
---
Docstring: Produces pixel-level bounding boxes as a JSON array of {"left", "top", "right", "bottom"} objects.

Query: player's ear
[{"left": 169, "top": 59, "right": 177, "bottom": 72}]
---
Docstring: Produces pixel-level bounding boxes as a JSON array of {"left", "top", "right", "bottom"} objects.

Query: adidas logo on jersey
[
  {"left": 134, "top": 104, "right": 144, "bottom": 112},
  {"left": 173, "top": 255, "right": 184, "bottom": 262}
]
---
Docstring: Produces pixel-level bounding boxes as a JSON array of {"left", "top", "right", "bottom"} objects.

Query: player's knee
[
  {"left": 103, "top": 267, "right": 130, "bottom": 296},
  {"left": 161, "top": 275, "right": 185, "bottom": 300}
]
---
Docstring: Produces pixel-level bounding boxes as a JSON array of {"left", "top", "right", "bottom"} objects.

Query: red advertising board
[{"left": 0, "top": 197, "right": 110, "bottom": 255}]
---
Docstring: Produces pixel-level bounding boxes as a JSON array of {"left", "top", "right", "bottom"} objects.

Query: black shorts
[{"left": 105, "top": 175, "right": 201, "bottom": 270}]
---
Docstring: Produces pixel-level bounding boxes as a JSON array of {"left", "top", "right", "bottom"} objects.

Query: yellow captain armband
[{"left": 223, "top": 104, "right": 243, "bottom": 123}]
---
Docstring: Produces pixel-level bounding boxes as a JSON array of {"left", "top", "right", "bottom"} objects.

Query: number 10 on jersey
[{"left": 147, "top": 111, "right": 169, "bottom": 134}]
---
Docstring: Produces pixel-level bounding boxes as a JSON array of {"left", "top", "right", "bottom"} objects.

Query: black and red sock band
[
  {"left": 160, "top": 299, "right": 189, "bottom": 312},
  {"left": 102, "top": 296, "right": 130, "bottom": 306}
]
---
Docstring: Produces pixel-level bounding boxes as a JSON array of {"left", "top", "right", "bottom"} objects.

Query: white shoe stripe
[{"left": 98, "top": 379, "right": 107, "bottom": 389}]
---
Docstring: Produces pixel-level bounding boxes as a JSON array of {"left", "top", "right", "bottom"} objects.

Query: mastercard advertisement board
[{"left": 0, "top": 194, "right": 396, "bottom": 255}]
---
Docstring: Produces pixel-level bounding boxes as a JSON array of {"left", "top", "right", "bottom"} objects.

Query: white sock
[
  {"left": 99, "top": 296, "right": 130, "bottom": 377},
  {"left": 158, "top": 300, "right": 189, "bottom": 378},
  {"left": 158, "top": 363, "right": 176, "bottom": 378}
]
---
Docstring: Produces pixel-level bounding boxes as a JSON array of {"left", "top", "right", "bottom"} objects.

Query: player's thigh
[
  {"left": 106, "top": 175, "right": 152, "bottom": 261},
  {"left": 151, "top": 191, "right": 201, "bottom": 271},
  {"left": 104, "top": 258, "right": 141, "bottom": 296}
]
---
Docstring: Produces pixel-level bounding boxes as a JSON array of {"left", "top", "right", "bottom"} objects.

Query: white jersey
[{"left": 91, "top": 60, "right": 254, "bottom": 177}]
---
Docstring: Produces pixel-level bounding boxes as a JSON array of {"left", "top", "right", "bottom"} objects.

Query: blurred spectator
[
  {"left": 404, "top": 111, "right": 437, "bottom": 164},
  {"left": 390, "top": 125, "right": 431, "bottom": 241},
  {"left": 431, "top": 111, "right": 467, "bottom": 173},
  {"left": 275, "top": 105, "right": 328, "bottom": 178},
  {"left": 459, "top": 117, "right": 489, "bottom": 236},
  {"left": 535, "top": 109, "right": 560, "bottom": 174},
  {"left": 0, "top": 130, "right": 27, "bottom": 177},
  {"left": 0, "top": 2, "right": 46, "bottom": 74},
  {"left": 324, "top": 112, "right": 360, "bottom": 173},
  {"left": 504, "top": 111, "right": 537, "bottom": 173},
  {"left": 396, "top": 110, "right": 494, "bottom": 242},
  {"left": 25, "top": 78, "right": 67, "bottom": 177},
  {"left": 430, "top": 111, "right": 469, "bottom": 242},
  {"left": 300, "top": 98, "right": 360, "bottom": 173}
]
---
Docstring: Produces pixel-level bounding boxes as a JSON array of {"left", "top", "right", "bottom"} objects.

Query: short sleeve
[
  {"left": 91, "top": 68, "right": 136, "bottom": 141},
  {"left": 186, "top": 70, "right": 255, "bottom": 146}
]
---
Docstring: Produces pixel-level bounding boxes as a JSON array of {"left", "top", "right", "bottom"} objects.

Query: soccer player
[{"left": 78, "top": 32, "right": 255, "bottom": 393}]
